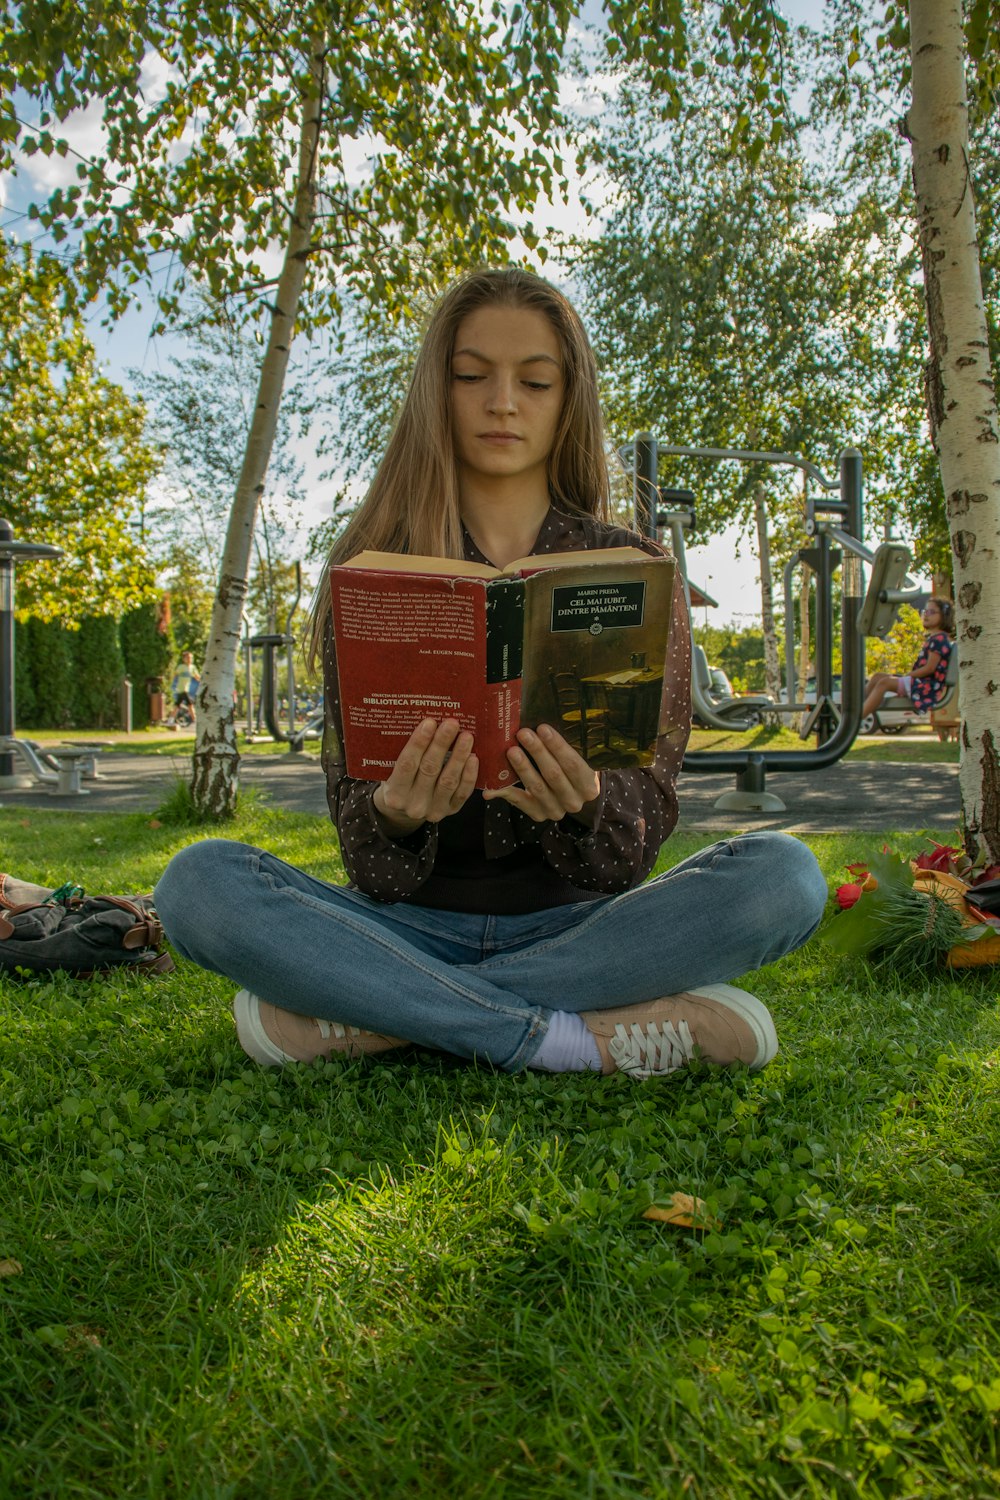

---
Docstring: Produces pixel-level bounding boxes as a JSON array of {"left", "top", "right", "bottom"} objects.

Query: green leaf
[
  {"left": 673, "top": 1378, "right": 702, "bottom": 1418},
  {"left": 824, "top": 851, "right": 916, "bottom": 957}
]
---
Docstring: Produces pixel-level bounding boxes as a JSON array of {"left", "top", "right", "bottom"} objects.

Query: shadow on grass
[{"left": 1, "top": 822, "right": 998, "bottom": 1496}]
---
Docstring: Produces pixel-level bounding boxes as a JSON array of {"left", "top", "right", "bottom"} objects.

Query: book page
[
  {"left": 340, "top": 545, "right": 655, "bottom": 577},
  {"left": 342, "top": 550, "right": 498, "bottom": 579},
  {"left": 335, "top": 575, "right": 480, "bottom": 653},
  {"left": 506, "top": 545, "right": 654, "bottom": 574}
]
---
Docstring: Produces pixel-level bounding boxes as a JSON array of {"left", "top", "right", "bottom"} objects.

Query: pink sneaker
[
  {"left": 582, "top": 984, "right": 778, "bottom": 1079},
  {"left": 232, "top": 991, "right": 408, "bottom": 1066}
]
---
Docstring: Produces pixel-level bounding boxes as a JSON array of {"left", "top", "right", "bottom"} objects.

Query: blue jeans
[{"left": 154, "top": 832, "right": 827, "bottom": 1072}]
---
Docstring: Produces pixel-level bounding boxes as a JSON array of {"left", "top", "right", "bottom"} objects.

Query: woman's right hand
[{"left": 372, "top": 718, "right": 479, "bottom": 838}]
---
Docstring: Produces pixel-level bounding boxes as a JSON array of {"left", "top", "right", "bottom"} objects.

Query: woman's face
[{"left": 450, "top": 303, "right": 565, "bottom": 495}]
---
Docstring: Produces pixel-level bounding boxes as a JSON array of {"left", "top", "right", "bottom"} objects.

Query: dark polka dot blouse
[{"left": 321, "top": 505, "right": 692, "bottom": 915}]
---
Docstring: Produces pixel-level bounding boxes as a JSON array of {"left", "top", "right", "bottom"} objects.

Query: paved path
[{"left": 0, "top": 748, "right": 962, "bottom": 835}]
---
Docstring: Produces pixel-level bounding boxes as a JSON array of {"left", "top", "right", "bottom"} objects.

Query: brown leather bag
[{"left": 0, "top": 874, "right": 174, "bottom": 977}]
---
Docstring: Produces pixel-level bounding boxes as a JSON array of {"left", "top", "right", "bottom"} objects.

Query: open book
[{"left": 330, "top": 546, "right": 675, "bottom": 791}]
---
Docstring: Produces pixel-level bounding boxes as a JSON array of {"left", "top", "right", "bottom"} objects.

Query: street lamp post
[{"left": 0, "top": 519, "right": 63, "bottom": 787}]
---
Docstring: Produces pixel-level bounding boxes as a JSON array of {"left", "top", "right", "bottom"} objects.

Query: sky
[{"left": 3, "top": 0, "right": 929, "bottom": 628}]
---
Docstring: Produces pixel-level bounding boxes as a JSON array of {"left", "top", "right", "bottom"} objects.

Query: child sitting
[{"left": 862, "top": 598, "right": 954, "bottom": 722}]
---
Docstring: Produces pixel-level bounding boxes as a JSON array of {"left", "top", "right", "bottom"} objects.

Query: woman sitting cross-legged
[{"left": 154, "top": 268, "right": 827, "bottom": 1082}]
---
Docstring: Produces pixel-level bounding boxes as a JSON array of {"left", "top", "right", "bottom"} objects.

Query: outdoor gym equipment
[
  {"left": 243, "top": 562, "right": 323, "bottom": 751},
  {"left": 856, "top": 542, "right": 918, "bottom": 638},
  {"left": 690, "top": 643, "right": 773, "bottom": 729},
  {"left": 650, "top": 483, "right": 775, "bottom": 733},
  {"left": 626, "top": 434, "right": 920, "bottom": 811},
  {"left": 0, "top": 520, "right": 101, "bottom": 795},
  {"left": 855, "top": 541, "right": 959, "bottom": 732}
]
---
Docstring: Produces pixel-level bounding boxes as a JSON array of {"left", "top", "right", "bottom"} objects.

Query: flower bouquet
[{"left": 826, "top": 840, "right": 1000, "bottom": 970}]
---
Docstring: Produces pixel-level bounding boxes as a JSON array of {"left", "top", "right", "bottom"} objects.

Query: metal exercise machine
[
  {"left": 243, "top": 562, "right": 324, "bottom": 751},
  {"left": 626, "top": 434, "right": 920, "bottom": 812}
]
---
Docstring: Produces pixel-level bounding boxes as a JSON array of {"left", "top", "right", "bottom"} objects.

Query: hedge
[{"left": 14, "top": 603, "right": 174, "bottom": 730}]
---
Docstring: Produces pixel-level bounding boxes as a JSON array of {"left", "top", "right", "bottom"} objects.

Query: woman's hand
[
  {"left": 373, "top": 718, "right": 478, "bottom": 838},
  {"left": 483, "top": 723, "right": 601, "bottom": 824}
]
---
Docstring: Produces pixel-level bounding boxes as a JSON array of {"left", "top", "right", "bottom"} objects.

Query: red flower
[
  {"left": 914, "top": 842, "right": 961, "bottom": 872},
  {"left": 836, "top": 883, "right": 864, "bottom": 910}
]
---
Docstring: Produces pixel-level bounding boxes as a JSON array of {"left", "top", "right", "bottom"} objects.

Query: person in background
[
  {"left": 166, "top": 650, "right": 200, "bottom": 729},
  {"left": 862, "top": 599, "right": 954, "bottom": 722}
]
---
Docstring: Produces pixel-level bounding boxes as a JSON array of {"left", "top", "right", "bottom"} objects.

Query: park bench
[
  {"left": 62, "top": 741, "right": 111, "bottom": 779},
  {"left": 0, "top": 737, "right": 107, "bottom": 796},
  {"left": 41, "top": 745, "right": 94, "bottom": 795}
]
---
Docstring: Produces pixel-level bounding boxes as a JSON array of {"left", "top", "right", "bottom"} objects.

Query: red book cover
[
  {"left": 330, "top": 568, "right": 519, "bottom": 790},
  {"left": 330, "top": 548, "right": 674, "bottom": 792}
]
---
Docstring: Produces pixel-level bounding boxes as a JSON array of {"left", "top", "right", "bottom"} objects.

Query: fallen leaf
[
  {"left": 0, "top": 1258, "right": 23, "bottom": 1278},
  {"left": 642, "top": 1192, "right": 721, "bottom": 1231},
  {"left": 147, "top": 818, "right": 162, "bottom": 829},
  {"left": 66, "top": 1325, "right": 103, "bottom": 1351},
  {"left": 19, "top": 819, "right": 31, "bottom": 827}
]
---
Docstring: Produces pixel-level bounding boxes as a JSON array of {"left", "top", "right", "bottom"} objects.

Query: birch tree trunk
[
  {"left": 190, "top": 49, "right": 324, "bottom": 818},
  {"left": 906, "top": 0, "right": 1000, "bottom": 862},
  {"left": 753, "top": 483, "right": 783, "bottom": 706}
]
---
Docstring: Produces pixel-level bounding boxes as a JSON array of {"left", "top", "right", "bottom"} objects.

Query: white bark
[
  {"left": 907, "top": 0, "right": 1000, "bottom": 861},
  {"left": 190, "top": 48, "right": 324, "bottom": 817}
]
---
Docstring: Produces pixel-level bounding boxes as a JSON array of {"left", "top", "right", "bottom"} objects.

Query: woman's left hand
[{"left": 482, "top": 724, "right": 601, "bottom": 824}]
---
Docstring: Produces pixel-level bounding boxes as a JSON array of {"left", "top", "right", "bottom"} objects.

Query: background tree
[
  {"left": 119, "top": 601, "right": 174, "bottom": 729},
  {"left": 157, "top": 544, "right": 216, "bottom": 665},
  {"left": 1, "top": 1, "right": 579, "bottom": 814},
  {"left": 865, "top": 606, "right": 926, "bottom": 678},
  {"left": 2, "top": 1, "right": 799, "bottom": 815},
  {"left": 245, "top": 557, "right": 305, "bottom": 638},
  {"left": 135, "top": 303, "right": 307, "bottom": 637},
  {"left": 693, "top": 623, "right": 767, "bottom": 695},
  {"left": 0, "top": 236, "right": 159, "bottom": 621},
  {"left": 571, "top": 26, "right": 901, "bottom": 702},
  {"left": 297, "top": 297, "right": 427, "bottom": 568},
  {"left": 904, "top": 0, "right": 1000, "bottom": 860},
  {"left": 18, "top": 618, "right": 73, "bottom": 729},
  {"left": 72, "top": 616, "right": 125, "bottom": 728}
]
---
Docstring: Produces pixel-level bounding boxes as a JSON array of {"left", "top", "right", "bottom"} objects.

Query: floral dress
[{"left": 909, "top": 632, "right": 952, "bottom": 712}]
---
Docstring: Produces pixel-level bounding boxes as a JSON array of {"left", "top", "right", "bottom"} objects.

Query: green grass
[
  {"left": 687, "top": 724, "right": 960, "bottom": 765},
  {"left": 845, "top": 736, "right": 960, "bottom": 765},
  {"left": 24, "top": 728, "right": 323, "bottom": 758},
  {"left": 1, "top": 809, "right": 998, "bottom": 1498},
  {"left": 29, "top": 723, "right": 960, "bottom": 764}
]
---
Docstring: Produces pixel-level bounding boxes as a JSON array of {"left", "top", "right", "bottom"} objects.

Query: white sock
[{"left": 529, "top": 1010, "right": 603, "bottom": 1073}]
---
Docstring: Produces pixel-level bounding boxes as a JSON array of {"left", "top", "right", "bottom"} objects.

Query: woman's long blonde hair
[{"left": 309, "top": 267, "right": 611, "bottom": 661}]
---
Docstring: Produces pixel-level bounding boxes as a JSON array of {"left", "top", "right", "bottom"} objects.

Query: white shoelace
[
  {"left": 319, "top": 1020, "right": 377, "bottom": 1042},
  {"left": 607, "top": 1018, "right": 695, "bottom": 1078}
]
